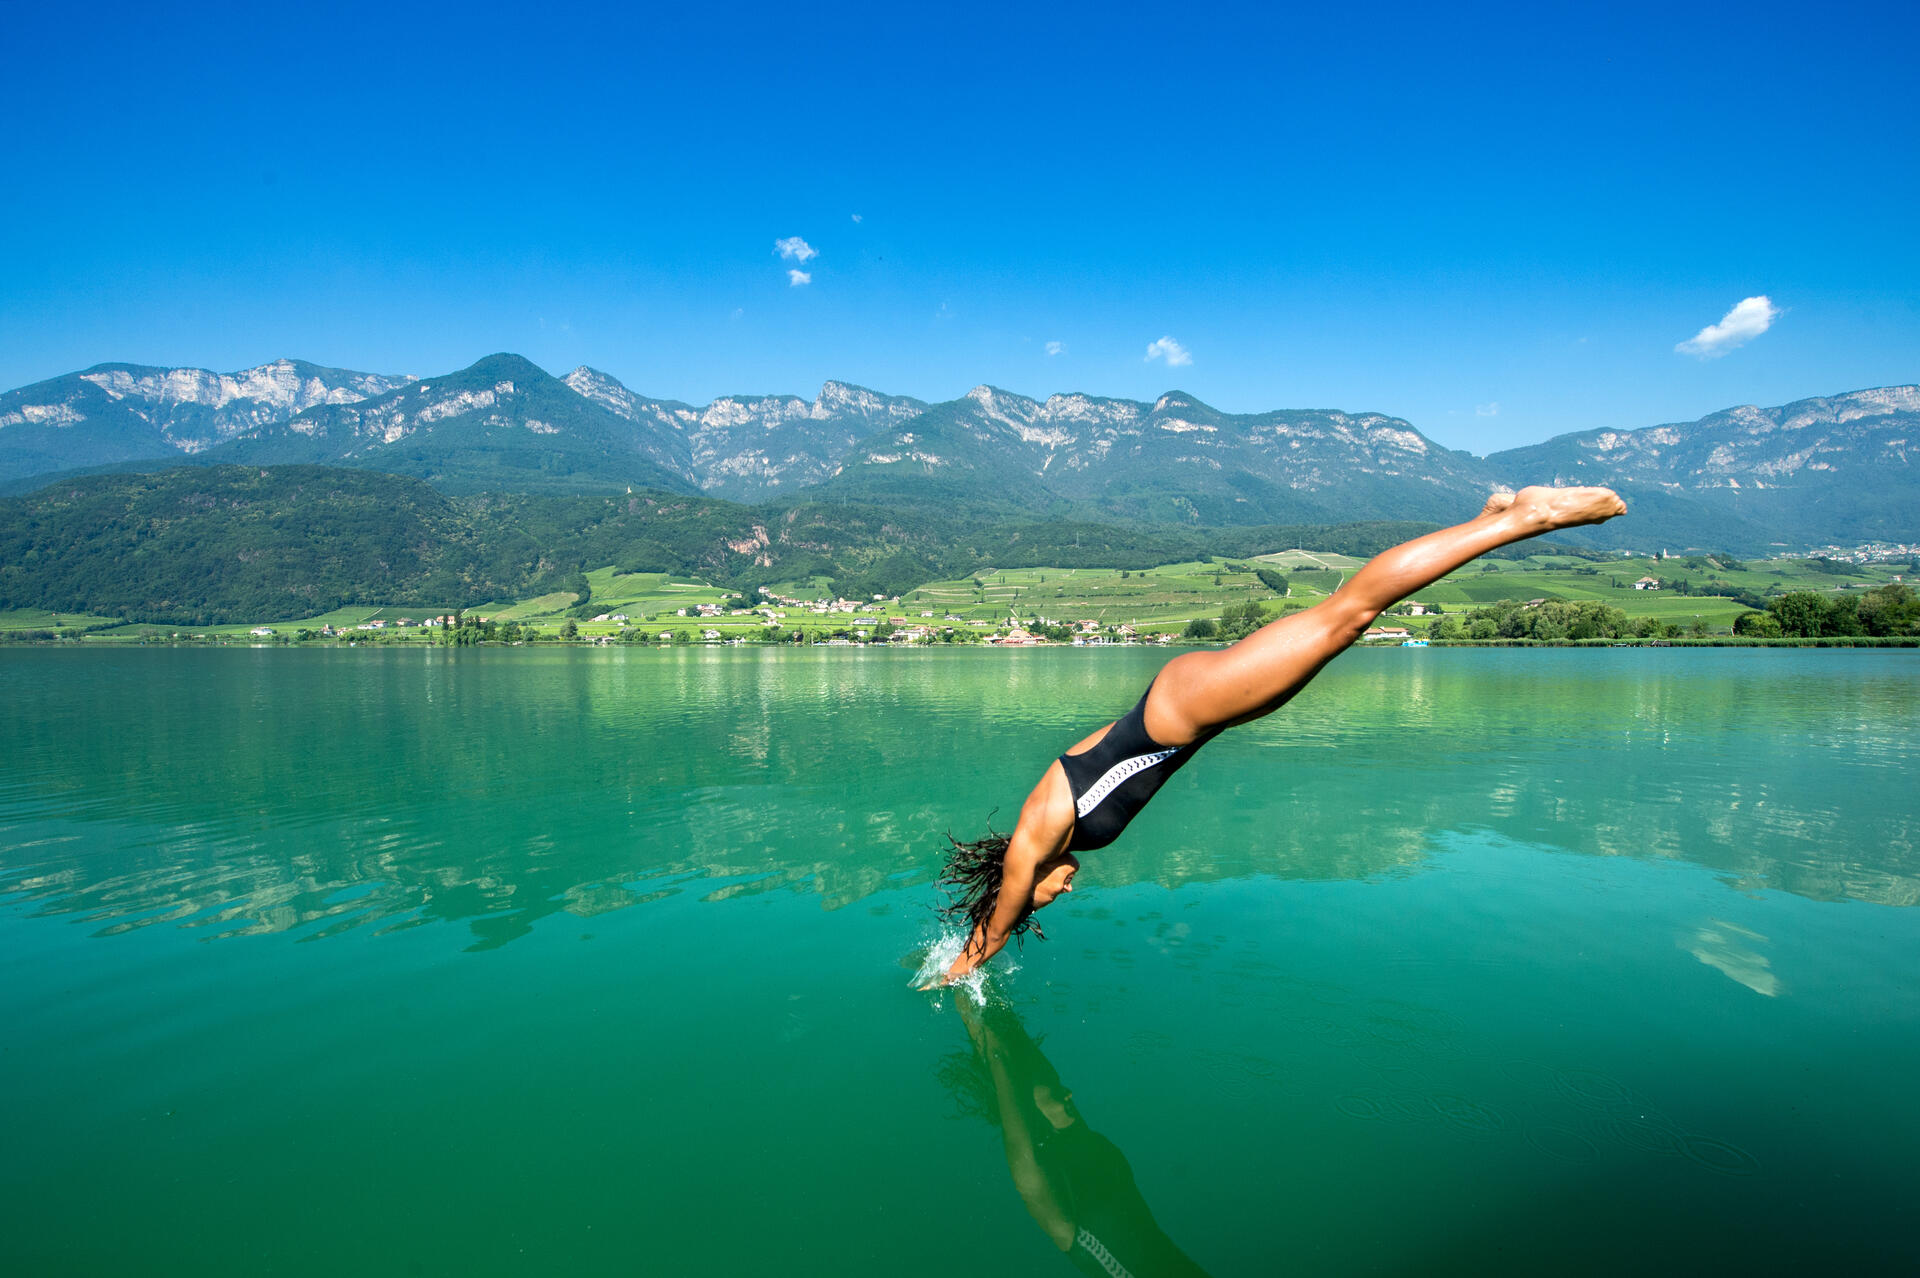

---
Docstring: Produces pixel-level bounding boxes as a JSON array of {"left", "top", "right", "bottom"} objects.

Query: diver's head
[
  {"left": 938, "top": 828, "right": 1018, "bottom": 939},
  {"left": 938, "top": 824, "right": 1067, "bottom": 946},
  {"left": 1030, "top": 852, "right": 1080, "bottom": 911},
  {"left": 1032, "top": 1082, "right": 1079, "bottom": 1130}
]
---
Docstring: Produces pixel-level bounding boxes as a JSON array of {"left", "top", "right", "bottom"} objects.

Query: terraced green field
[
  {"left": 901, "top": 560, "right": 1296, "bottom": 632},
  {"left": 473, "top": 569, "right": 738, "bottom": 633},
  {"left": 1253, "top": 548, "right": 1365, "bottom": 571},
  {"left": 0, "top": 608, "right": 123, "bottom": 631},
  {"left": 85, "top": 603, "right": 471, "bottom": 640}
]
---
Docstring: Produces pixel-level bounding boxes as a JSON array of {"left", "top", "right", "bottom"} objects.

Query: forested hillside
[{"left": 0, "top": 465, "right": 1448, "bottom": 623}]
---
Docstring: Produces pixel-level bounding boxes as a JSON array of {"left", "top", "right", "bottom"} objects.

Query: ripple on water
[
  {"left": 1527, "top": 1124, "right": 1601, "bottom": 1165},
  {"left": 1196, "top": 1049, "right": 1286, "bottom": 1103},
  {"left": 1680, "top": 1134, "right": 1762, "bottom": 1177},
  {"left": 1336, "top": 1093, "right": 1390, "bottom": 1122},
  {"left": 1429, "top": 1091, "right": 1507, "bottom": 1134},
  {"left": 1554, "top": 1067, "right": 1641, "bottom": 1114},
  {"left": 1586, "top": 1111, "right": 1685, "bottom": 1157}
]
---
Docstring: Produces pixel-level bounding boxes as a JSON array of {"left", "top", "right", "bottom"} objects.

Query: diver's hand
[
  {"left": 915, "top": 963, "right": 967, "bottom": 991},
  {"left": 915, "top": 955, "right": 976, "bottom": 990}
]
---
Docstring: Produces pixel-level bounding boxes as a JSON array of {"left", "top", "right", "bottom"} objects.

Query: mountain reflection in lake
[
  {"left": 5, "top": 647, "right": 1918, "bottom": 1275},
  {"left": 2, "top": 647, "right": 1914, "bottom": 948}
]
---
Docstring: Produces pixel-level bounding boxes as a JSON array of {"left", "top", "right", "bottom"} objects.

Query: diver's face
[{"left": 1031, "top": 853, "right": 1080, "bottom": 910}]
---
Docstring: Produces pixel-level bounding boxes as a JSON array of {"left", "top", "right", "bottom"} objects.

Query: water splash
[{"left": 909, "top": 929, "right": 1016, "bottom": 1006}]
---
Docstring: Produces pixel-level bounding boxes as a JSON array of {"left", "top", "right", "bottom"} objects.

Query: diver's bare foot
[
  {"left": 1480, "top": 491, "right": 1516, "bottom": 518},
  {"left": 1510, "top": 485, "right": 1627, "bottom": 531}
]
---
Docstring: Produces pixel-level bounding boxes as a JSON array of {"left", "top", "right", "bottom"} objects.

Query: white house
[{"left": 1634, "top": 576, "right": 1661, "bottom": 590}]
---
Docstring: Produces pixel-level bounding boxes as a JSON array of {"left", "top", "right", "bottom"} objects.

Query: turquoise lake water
[{"left": 3, "top": 647, "right": 1917, "bottom": 1275}]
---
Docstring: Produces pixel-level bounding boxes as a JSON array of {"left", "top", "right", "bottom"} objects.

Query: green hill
[
  {"left": 0, "top": 466, "right": 531, "bottom": 624},
  {"left": 0, "top": 465, "right": 1454, "bottom": 624}
]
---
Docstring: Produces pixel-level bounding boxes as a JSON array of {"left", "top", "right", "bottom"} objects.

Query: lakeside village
[
  {"left": 299, "top": 586, "right": 1187, "bottom": 647},
  {"left": 279, "top": 588, "right": 1520, "bottom": 649},
  {"left": 274, "top": 545, "right": 1919, "bottom": 650},
  {"left": 21, "top": 543, "right": 1917, "bottom": 647}
]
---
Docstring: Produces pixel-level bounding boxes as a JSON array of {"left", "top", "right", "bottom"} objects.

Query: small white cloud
[
  {"left": 775, "top": 236, "right": 818, "bottom": 263},
  {"left": 1045, "top": 340, "right": 1064, "bottom": 357},
  {"left": 1144, "top": 335, "right": 1192, "bottom": 367},
  {"left": 1676, "top": 295, "right": 1780, "bottom": 359},
  {"left": 787, "top": 270, "right": 812, "bottom": 287},
  {"left": 730, "top": 307, "right": 744, "bottom": 321},
  {"left": 1476, "top": 401, "right": 1500, "bottom": 417},
  {"left": 850, "top": 213, "right": 863, "bottom": 223}
]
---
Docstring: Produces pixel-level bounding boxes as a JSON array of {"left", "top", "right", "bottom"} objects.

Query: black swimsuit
[{"left": 1058, "top": 683, "right": 1214, "bottom": 852}]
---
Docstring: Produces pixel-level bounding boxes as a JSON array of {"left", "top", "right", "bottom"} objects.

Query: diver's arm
[
  {"left": 935, "top": 748, "right": 1082, "bottom": 985},
  {"left": 957, "top": 999, "right": 1075, "bottom": 1250},
  {"left": 985, "top": 1032, "right": 1075, "bottom": 1250},
  {"left": 947, "top": 847, "right": 1041, "bottom": 978},
  {"left": 944, "top": 762, "right": 1077, "bottom": 982}
]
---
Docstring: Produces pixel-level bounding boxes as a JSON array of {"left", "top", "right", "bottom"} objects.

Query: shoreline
[{"left": 3, "top": 635, "right": 1916, "bottom": 651}]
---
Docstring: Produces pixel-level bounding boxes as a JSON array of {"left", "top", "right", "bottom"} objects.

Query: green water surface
[{"left": 2, "top": 647, "right": 1917, "bottom": 1275}]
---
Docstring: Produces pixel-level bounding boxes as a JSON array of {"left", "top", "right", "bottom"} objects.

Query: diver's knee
[{"left": 1322, "top": 598, "right": 1379, "bottom": 643}]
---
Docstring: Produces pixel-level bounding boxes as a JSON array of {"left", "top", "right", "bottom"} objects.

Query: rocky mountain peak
[
  {"left": 4, "top": 355, "right": 1914, "bottom": 549},
  {"left": 458, "top": 352, "right": 550, "bottom": 387}
]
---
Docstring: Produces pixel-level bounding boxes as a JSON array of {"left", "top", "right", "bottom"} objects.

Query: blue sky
[{"left": 5, "top": 0, "right": 1915, "bottom": 452}]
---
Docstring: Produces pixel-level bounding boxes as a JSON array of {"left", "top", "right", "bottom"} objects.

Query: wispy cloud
[
  {"left": 850, "top": 213, "right": 863, "bottom": 223},
  {"left": 1676, "top": 296, "right": 1780, "bottom": 359},
  {"left": 787, "top": 269, "right": 812, "bottom": 287},
  {"left": 1476, "top": 401, "right": 1500, "bottom": 417},
  {"left": 774, "top": 236, "right": 817, "bottom": 264},
  {"left": 1045, "top": 340, "right": 1064, "bottom": 357},
  {"left": 1144, "top": 335, "right": 1192, "bottom": 367}
]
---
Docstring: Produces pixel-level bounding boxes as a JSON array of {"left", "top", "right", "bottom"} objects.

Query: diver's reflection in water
[{"left": 951, "top": 998, "right": 1213, "bottom": 1277}]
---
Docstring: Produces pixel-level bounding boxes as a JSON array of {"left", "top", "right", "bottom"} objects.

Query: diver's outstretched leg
[{"left": 1144, "top": 486, "right": 1626, "bottom": 743}]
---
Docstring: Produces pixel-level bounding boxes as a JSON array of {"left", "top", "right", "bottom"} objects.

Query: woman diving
[{"left": 930, "top": 485, "right": 1628, "bottom": 986}]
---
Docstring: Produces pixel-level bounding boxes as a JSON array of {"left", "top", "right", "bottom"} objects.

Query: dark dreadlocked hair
[{"left": 936, "top": 816, "right": 1047, "bottom": 947}]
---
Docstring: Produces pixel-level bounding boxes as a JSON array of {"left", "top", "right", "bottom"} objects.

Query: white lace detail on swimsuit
[
  {"left": 1074, "top": 749, "right": 1176, "bottom": 818},
  {"left": 1074, "top": 1228, "right": 1134, "bottom": 1278}
]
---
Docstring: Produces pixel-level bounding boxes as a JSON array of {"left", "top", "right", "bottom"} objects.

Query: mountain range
[{"left": 3, "top": 353, "right": 1914, "bottom": 551}]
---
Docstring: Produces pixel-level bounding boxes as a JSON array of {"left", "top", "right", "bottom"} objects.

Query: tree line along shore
[{"left": 5, "top": 550, "right": 1914, "bottom": 647}]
